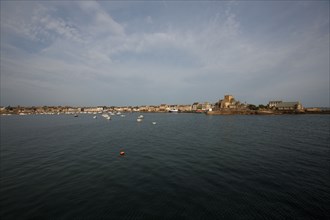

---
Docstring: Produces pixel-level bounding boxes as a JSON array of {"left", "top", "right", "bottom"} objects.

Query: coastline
[
  {"left": 1, "top": 109, "right": 330, "bottom": 116},
  {"left": 206, "top": 109, "right": 330, "bottom": 115}
]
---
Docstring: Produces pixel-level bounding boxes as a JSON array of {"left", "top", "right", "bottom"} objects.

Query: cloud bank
[{"left": 1, "top": 1, "right": 329, "bottom": 107}]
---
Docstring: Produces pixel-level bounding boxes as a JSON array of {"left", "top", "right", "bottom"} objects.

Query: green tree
[{"left": 248, "top": 104, "right": 258, "bottom": 110}]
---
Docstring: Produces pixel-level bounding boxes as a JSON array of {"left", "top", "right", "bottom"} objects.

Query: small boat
[
  {"left": 137, "top": 118, "right": 143, "bottom": 122},
  {"left": 93, "top": 116, "right": 97, "bottom": 119},
  {"left": 152, "top": 122, "right": 157, "bottom": 125},
  {"left": 169, "top": 109, "right": 178, "bottom": 113},
  {"left": 101, "top": 113, "right": 111, "bottom": 120},
  {"left": 74, "top": 114, "right": 78, "bottom": 117},
  {"left": 138, "top": 115, "right": 144, "bottom": 119},
  {"left": 120, "top": 115, "right": 125, "bottom": 117}
]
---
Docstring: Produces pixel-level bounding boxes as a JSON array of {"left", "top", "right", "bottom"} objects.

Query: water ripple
[{"left": 1, "top": 114, "right": 329, "bottom": 219}]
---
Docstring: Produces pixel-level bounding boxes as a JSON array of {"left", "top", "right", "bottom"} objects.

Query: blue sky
[{"left": 1, "top": 1, "right": 329, "bottom": 107}]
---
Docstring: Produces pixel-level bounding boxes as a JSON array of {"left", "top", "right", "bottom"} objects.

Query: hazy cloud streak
[{"left": 1, "top": 1, "right": 328, "bottom": 106}]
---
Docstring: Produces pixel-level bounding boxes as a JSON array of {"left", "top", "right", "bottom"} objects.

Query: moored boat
[{"left": 101, "top": 113, "right": 111, "bottom": 120}]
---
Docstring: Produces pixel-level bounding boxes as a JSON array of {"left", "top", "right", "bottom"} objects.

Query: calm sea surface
[{"left": 1, "top": 113, "right": 329, "bottom": 219}]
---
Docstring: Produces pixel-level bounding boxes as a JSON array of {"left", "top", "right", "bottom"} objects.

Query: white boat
[
  {"left": 101, "top": 113, "right": 111, "bottom": 120},
  {"left": 138, "top": 115, "right": 144, "bottom": 119},
  {"left": 152, "top": 122, "right": 157, "bottom": 125},
  {"left": 93, "top": 116, "right": 97, "bottom": 119},
  {"left": 137, "top": 118, "right": 143, "bottom": 122},
  {"left": 169, "top": 109, "right": 178, "bottom": 113},
  {"left": 120, "top": 115, "right": 125, "bottom": 117}
]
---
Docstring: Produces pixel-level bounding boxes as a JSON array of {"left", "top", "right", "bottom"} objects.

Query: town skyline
[
  {"left": 3, "top": 94, "right": 329, "bottom": 115},
  {"left": 0, "top": 92, "right": 326, "bottom": 108},
  {"left": 0, "top": 95, "right": 321, "bottom": 109},
  {"left": 1, "top": 1, "right": 329, "bottom": 107}
]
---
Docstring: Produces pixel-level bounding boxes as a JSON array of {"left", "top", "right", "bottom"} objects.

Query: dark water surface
[{"left": 1, "top": 113, "right": 329, "bottom": 219}]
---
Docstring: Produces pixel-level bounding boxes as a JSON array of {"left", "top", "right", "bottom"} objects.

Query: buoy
[{"left": 120, "top": 151, "right": 125, "bottom": 156}]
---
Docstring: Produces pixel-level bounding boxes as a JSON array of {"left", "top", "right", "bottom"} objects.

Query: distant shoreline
[
  {"left": 206, "top": 109, "right": 330, "bottom": 115},
  {"left": 1, "top": 109, "right": 329, "bottom": 116}
]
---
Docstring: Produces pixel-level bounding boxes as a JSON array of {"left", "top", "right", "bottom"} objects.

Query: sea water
[{"left": 1, "top": 113, "right": 329, "bottom": 219}]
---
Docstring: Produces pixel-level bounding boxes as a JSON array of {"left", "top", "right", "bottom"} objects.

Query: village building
[
  {"left": 159, "top": 104, "right": 168, "bottom": 112},
  {"left": 139, "top": 106, "right": 148, "bottom": 112},
  {"left": 178, "top": 105, "right": 192, "bottom": 112},
  {"left": 220, "top": 95, "right": 234, "bottom": 108},
  {"left": 83, "top": 107, "right": 104, "bottom": 113},
  {"left": 202, "top": 102, "right": 212, "bottom": 110},
  {"left": 191, "top": 102, "right": 199, "bottom": 111},
  {"left": 276, "top": 102, "right": 303, "bottom": 110},
  {"left": 132, "top": 107, "right": 140, "bottom": 112},
  {"left": 268, "top": 100, "right": 303, "bottom": 110},
  {"left": 147, "top": 106, "right": 156, "bottom": 112},
  {"left": 215, "top": 95, "right": 244, "bottom": 110},
  {"left": 60, "top": 107, "right": 81, "bottom": 114},
  {"left": 268, "top": 101, "right": 283, "bottom": 108},
  {"left": 168, "top": 105, "right": 178, "bottom": 111}
]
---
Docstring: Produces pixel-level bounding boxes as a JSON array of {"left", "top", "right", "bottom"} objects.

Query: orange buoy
[{"left": 120, "top": 151, "right": 125, "bottom": 156}]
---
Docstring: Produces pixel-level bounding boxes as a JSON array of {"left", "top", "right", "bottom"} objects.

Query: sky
[{"left": 1, "top": 1, "right": 329, "bottom": 107}]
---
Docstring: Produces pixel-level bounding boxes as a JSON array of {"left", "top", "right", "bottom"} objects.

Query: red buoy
[{"left": 120, "top": 151, "right": 125, "bottom": 156}]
